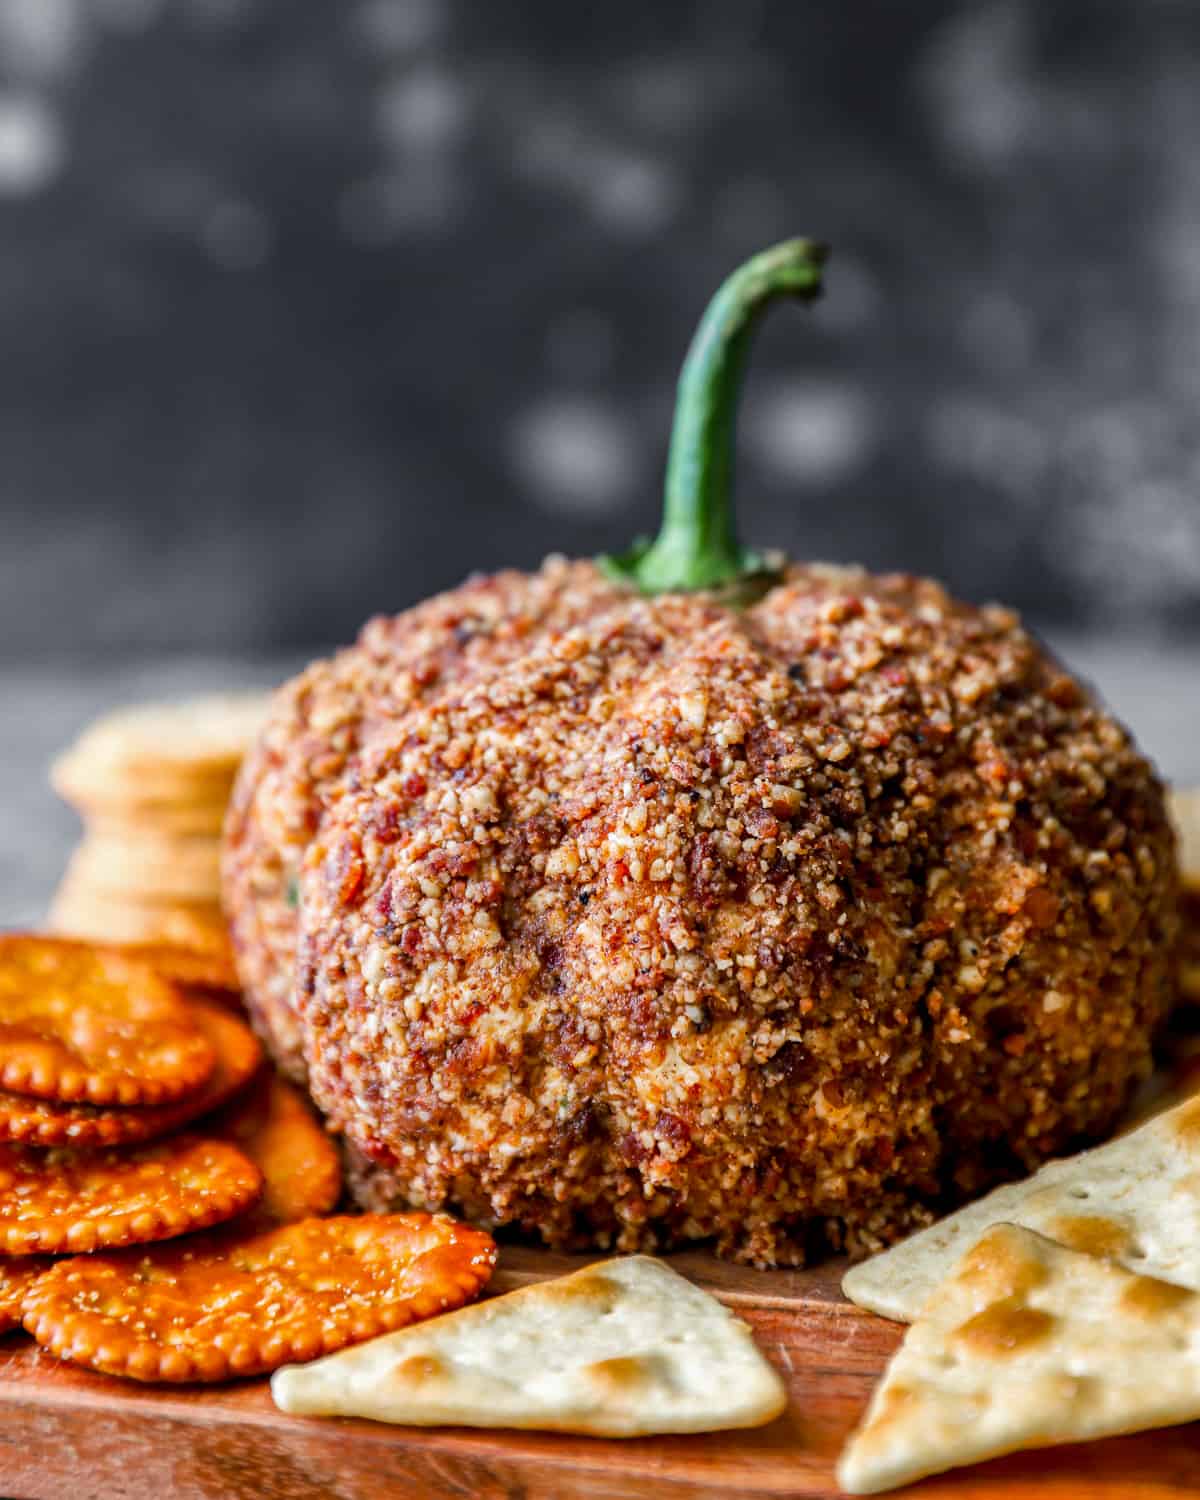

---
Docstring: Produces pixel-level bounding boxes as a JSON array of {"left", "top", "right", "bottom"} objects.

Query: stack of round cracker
[
  {"left": 47, "top": 694, "right": 269, "bottom": 963},
  {"left": 0, "top": 935, "right": 492, "bottom": 1384}
]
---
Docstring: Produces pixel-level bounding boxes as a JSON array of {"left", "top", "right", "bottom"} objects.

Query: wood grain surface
[{"left": 0, "top": 1245, "right": 1198, "bottom": 1500}]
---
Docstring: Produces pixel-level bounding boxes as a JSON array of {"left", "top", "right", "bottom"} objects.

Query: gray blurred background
[
  {"left": 3, "top": 0, "right": 1200, "bottom": 920},
  {"left": 2, "top": 0, "right": 1200, "bottom": 653}
]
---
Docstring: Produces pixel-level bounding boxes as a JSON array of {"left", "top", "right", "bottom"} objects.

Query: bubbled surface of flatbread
[
  {"left": 272, "top": 1254, "right": 786, "bottom": 1437},
  {"left": 839, "top": 1223, "right": 1200, "bottom": 1493},
  {"left": 843, "top": 1092, "right": 1200, "bottom": 1322}
]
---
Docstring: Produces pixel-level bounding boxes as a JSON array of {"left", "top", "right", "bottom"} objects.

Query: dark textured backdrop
[{"left": 2, "top": 0, "right": 1199, "bottom": 658}]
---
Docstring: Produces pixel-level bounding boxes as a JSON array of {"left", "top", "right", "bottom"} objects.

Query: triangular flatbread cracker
[
  {"left": 271, "top": 1254, "right": 786, "bottom": 1437},
  {"left": 839, "top": 1223, "right": 1200, "bottom": 1494},
  {"left": 843, "top": 1092, "right": 1200, "bottom": 1321}
]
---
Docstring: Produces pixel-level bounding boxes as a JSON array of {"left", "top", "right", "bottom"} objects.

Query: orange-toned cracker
[
  {"left": 0, "top": 935, "right": 214, "bottom": 1107},
  {"left": 23, "top": 1212, "right": 496, "bottom": 1383},
  {"left": 0, "top": 996, "right": 262, "bottom": 1148},
  {"left": 102, "top": 942, "right": 238, "bottom": 996},
  {"left": 0, "top": 1136, "right": 263, "bottom": 1256},
  {"left": 214, "top": 1073, "right": 340, "bottom": 1227},
  {"left": 0, "top": 1256, "right": 50, "bottom": 1334}
]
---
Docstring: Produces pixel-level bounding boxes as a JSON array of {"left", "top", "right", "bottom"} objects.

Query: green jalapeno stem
[{"left": 600, "top": 237, "right": 827, "bottom": 599}]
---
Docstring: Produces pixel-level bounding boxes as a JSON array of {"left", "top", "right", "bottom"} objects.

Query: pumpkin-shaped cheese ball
[{"left": 224, "top": 242, "right": 1176, "bottom": 1265}]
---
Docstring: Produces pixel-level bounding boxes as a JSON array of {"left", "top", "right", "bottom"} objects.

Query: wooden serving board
[{"left": 0, "top": 1247, "right": 1197, "bottom": 1500}]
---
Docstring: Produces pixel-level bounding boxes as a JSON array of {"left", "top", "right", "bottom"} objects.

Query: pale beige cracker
[
  {"left": 85, "top": 800, "right": 230, "bottom": 838},
  {"left": 271, "top": 1254, "right": 786, "bottom": 1436},
  {"left": 67, "top": 833, "right": 222, "bottom": 902},
  {"left": 1170, "top": 787, "right": 1200, "bottom": 881},
  {"left": 52, "top": 755, "right": 237, "bottom": 812},
  {"left": 843, "top": 1092, "right": 1200, "bottom": 1322},
  {"left": 54, "top": 693, "right": 269, "bottom": 780},
  {"left": 839, "top": 1223, "right": 1200, "bottom": 1493},
  {"left": 48, "top": 885, "right": 230, "bottom": 957}
]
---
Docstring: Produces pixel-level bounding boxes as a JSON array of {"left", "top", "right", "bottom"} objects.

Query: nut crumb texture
[{"left": 223, "top": 558, "right": 1177, "bottom": 1266}]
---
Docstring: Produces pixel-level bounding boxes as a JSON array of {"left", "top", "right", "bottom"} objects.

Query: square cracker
[
  {"left": 843, "top": 1091, "right": 1200, "bottom": 1322},
  {"left": 271, "top": 1254, "right": 786, "bottom": 1437},
  {"left": 838, "top": 1222, "right": 1200, "bottom": 1494}
]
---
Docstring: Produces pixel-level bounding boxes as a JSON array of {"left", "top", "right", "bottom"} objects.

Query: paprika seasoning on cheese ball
[{"left": 223, "top": 241, "right": 1177, "bottom": 1266}]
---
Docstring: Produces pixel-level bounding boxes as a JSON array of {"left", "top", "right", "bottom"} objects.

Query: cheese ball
[{"left": 226, "top": 560, "right": 1176, "bottom": 1265}]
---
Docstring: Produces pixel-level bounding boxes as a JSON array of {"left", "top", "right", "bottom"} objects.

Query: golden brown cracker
[
  {"left": 0, "top": 996, "right": 262, "bottom": 1147},
  {"left": 0, "top": 1255, "right": 50, "bottom": 1334},
  {"left": 101, "top": 943, "right": 238, "bottom": 996},
  {"left": 0, "top": 1135, "right": 262, "bottom": 1255},
  {"left": 23, "top": 1212, "right": 496, "bottom": 1382},
  {"left": 0, "top": 935, "right": 214, "bottom": 1107},
  {"left": 214, "top": 1073, "right": 340, "bottom": 1226}
]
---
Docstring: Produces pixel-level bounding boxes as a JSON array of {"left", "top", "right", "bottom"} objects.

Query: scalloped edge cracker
[
  {"left": 272, "top": 1255, "right": 786, "bottom": 1437},
  {"left": 843, "top": 1092, "right": 1200, "bottom": 1322},
  {"left": 839, "top": 1223, "right": 1200, "bottom": 1494}
]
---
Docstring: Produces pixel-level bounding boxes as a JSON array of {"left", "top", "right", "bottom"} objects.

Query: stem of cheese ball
[{"left": 599, "top": 237, "right": 827, "bottom": 601}]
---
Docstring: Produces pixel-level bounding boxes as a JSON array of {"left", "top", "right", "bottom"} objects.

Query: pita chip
[
  {"left": 843, "top": 1092, "right": 1200, "bottom": 1322},
  {"left": 271, "top": 1254, "right": 786, "bottom": 1437},
  {"left": 838, "top": 1222, "right": 1200, "bottom": 1494}
]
